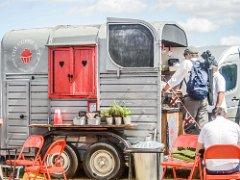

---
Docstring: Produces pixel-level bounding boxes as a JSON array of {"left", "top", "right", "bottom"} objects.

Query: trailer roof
[
  {"left": 2, "top": 19, "right": 187, "bottom": 48},
  {"left": 47, "top": 25, "right": 101, "bottom": 46}
]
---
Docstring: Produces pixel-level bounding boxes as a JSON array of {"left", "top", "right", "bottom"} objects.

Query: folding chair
[
  {"left": 25, "top": 139, "right": 67, "bottom": 180},
  {"left": 203, "top": 144, "right": 240, "bottom": 180},
  {"left": 6, "top": 135, "right": 44, "bottom": 167},
  {"left": 160, "top": 134, "right": 202, "bottom": 180}
]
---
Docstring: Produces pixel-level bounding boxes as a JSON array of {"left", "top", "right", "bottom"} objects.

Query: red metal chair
[
  {"left": 160, "top": 134, "right": 202, "bottom": 180},
  {"left": 6, "top": 135, "right": 44, "bottom": 166},
  {"left": 203, "top": 144, "right": 240, "bottom": 180},
  {"left": 25, "top": 139, "right": 67, "bottom": 180}
]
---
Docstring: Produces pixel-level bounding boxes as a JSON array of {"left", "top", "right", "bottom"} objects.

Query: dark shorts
[{"left": 206, "top": 163, "right": 240, "bottom": 175}]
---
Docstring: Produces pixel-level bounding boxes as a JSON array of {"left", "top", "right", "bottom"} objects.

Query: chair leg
[
  {"left": 0, "top": 166, "right": 3, "bottom": 180},
  {"left": 199, "top": 164, "right": 203, "bottom": 180},
  {"left": 47, "top": 172, "right": 52, "bottom": 180},
  {"left": 160, "top": 167, "right": 167, "bottom": 180},
  {"left": 62, "top": 171, "right": 67, "bottom": 180},
  {"left": 173, "top": 167, "right": 177, "bottom": 180},
  {"left": 188, "top": 167, "right": 196, "bottom": 180},
  {"left": 42, "top": 173, "right": 48, "bottom": 180}
]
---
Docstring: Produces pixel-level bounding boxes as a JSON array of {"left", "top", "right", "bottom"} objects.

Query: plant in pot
[
  {"left": 110, "top": 103, "right": 124, "bottom": 125},
  {"left": 100, "top": 108, "right": 113, "bottom": 125},
  {"left": 122, "top": 106, "right": 132, "bottom": 124}
]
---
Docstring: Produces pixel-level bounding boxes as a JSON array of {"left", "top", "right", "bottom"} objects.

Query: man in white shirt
[
  {"left": 162, "top": 46, "right": 208, "bottom": 129},
  {"left": 196, "top": 107, "right": 240, "bottom": 174},
  {"left": 207, "top": 59, "right": 227, "bottom": 121}
]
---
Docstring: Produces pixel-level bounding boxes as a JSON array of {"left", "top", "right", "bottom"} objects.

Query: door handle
[
  {"left": 67, "top": 74, "right": 74, "bottom": 82},
  {"left": 231, "top": 97, "right": 239, "bottom": 102},
  {"left": 20, "top": 114, "right": 24, "bottom": 119}
]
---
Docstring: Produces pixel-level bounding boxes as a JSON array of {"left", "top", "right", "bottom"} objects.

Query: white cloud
[
  {"left": 155, "top": 0, "right": 240, "bottom": 25},
  {"left": 179, "top": 17, "right": 219, "bottom": 33},
  {"left": 48, "top": 0, "right": 86, "bottom": 2},
  {"left": 68, "top": 0, "right": 147, "bottom": 15},
  {"left": 220, "top": 36, "right": 240, "bottom": 46}
]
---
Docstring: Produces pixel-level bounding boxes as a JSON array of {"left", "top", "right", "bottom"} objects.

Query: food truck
[{"left": 0, "top": 17, "right": 188, "bottom": 179}]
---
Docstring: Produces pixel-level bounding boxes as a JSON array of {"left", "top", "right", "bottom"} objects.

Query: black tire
[
  {"left": 83, "top": 142, "right": 125, "bottom": 180},
  {"left": 41, "top": 138, "right": 79, "bottom": 178}
]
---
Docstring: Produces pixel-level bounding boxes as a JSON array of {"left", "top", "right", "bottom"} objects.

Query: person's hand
[
  {"left": 176, "top": 88, "right": 182, "bottom": 93},
  {"left": 162, "top": 84, "right": 171, "bottom": 93},
  {"left": 162, "top": 87, "right": 171, "bottom": 93},
  {"left": 212, "top": 106, "right": 220, "bottom": 114}
]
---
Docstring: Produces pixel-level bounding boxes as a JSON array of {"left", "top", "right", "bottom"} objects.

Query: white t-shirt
[
  {"left": 208, "top": 71, "right": 227, "bottom": 113},
  {"left": 198, "top": 116, "right": 240, "bottom": 171},
  {"left": 168, "top": 59, "right": 192, "bottom": 95}
]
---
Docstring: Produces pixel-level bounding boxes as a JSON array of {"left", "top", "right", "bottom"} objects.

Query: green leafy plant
[
  {"left": 101, "top": 103, "right": 132, "bottom": 118},
  {"left": 109, "top": 103, "right": 124, "bottom": 117},
  {"left": 122, "top": 106, "right": 132, "bottom": 117},
  {"left": 100, "top": 108, "right": 111, "bottom": 118}
]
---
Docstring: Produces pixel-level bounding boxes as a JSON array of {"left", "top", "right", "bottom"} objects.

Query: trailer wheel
[
  {"left": 83, "top": 142, "right": 125, "bottom": 180},
  {"left": 41, "top": 139, "right": 79, "bottom": 178}
]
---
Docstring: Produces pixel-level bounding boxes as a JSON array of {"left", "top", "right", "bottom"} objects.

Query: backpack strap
[{"left": 179, "top": 78, "right": 187, "bottom": 88}]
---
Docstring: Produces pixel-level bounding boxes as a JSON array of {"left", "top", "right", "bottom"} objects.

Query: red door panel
[
  {"left": 49, "top": 46, "right": 96, "bottom": 98},
  {"left": 74, "top": 48, "right": 95, "bottom": 96},
  {"left": 52, "top": 50, "right": 71, "bottom": 95}
]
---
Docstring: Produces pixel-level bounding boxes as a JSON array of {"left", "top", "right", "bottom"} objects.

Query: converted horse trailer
[{"left": 0, "top": 17, "right": 188, "bottom": 179}]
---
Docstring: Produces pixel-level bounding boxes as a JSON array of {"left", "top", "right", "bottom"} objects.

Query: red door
[
  {"left": 49, "top": 46, "right": 96, "bottom": 98},
  {"left": 74, "top": 48, "right": 95, "bottom": 96},
  {"left": 52, "top": 49, "right": 71, "bottom": 95}
]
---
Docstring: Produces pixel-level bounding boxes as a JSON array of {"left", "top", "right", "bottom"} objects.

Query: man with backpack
[{"left": 162, "top": 46, "right": 209, "bottom": 133}]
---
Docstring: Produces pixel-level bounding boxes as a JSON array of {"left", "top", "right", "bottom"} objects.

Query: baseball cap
[
  {"left": 188, "top": 46, "right": 199, "bottom": 54},
  {"left": 183, "top": 46, "right": 198, "bottom": 56}
]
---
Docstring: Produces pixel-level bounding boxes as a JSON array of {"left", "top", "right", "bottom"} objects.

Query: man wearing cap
[
  {"left": 208, "top": 58, "right": 227, "bottom": 121},
  {"left": 162, "top": 46, "right": 208, "bottom": 129}
]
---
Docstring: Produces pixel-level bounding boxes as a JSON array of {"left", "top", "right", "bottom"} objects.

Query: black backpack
[{"left": 186, "top": 59, "right": 210, "bottom": 100}]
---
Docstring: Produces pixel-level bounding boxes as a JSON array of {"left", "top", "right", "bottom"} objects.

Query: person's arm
[
  {"left": 196, "top": 127, "right": 205, "bottom": 155},
  {"left": 196, "top": 143, "right": 204, "bottom": 154},
  {"left": 215, "top": 91, "right": 225, "bottom": 108},
  {"left": 215, "top": 73, "right": 226, "bottom": 108},
  {"left": 162, "top": 61, "right": 189, "bottom": 92}
]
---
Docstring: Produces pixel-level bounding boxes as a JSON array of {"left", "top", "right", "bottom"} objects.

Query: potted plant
[
  {"left": 100, "top": 108, "right": 113, "bottom": 125},
  {"left": 110, "top": 103, "right": 124, "bottom": 125},
  {"left": 122, "top": 106, "right": 132, "bottom": 124}
]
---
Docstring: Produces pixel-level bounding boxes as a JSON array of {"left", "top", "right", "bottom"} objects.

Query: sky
[{"left": 1, "top": 0, "right": 240, "bottom": 47}]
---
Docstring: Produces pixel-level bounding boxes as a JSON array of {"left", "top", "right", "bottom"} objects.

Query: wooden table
[{"left": 29, "top": 123, "right": 137, "bottom": 131}]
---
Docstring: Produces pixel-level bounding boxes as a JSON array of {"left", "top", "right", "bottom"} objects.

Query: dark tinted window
[
  {"left": 220, "top": 64, "right": 237, "bottom": 91},
  {"left": 108, "top": 24, "right": 154, "bottom": 67}
]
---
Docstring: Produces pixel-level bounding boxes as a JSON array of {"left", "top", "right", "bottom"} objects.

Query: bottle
[{"left": 54, "top": 109, "right": 63, "bottom": 124}]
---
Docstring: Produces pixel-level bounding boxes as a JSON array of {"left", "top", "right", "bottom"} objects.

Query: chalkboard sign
[{"left": 108, "top": 24, "right": 154, "bottom": 67}]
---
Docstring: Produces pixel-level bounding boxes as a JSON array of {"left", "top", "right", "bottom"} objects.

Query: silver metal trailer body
[{"left": 1, "top": 18, "right": 188, "bottom": 179}]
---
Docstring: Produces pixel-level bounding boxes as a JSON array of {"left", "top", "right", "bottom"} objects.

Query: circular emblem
[{"left": 11, "top": 39, "right": 41, "bottom": 72}]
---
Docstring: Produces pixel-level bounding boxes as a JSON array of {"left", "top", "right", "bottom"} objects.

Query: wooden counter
[{"left": 29, "top": 123, "right": 137, "bottom": 131}]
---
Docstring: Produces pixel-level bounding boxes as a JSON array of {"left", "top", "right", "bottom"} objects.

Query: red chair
[
  {"left": 25, "top": 139, "right": 67, "bottom": 180},
  {"left": 160, "top": 134, "right": 202, "bottom": 180},
  {"left": 6, "top": 135, "right": 44, "bottom": 166},
  {"left": 203, "top": 144, "right": 240, "bottom": 180}
]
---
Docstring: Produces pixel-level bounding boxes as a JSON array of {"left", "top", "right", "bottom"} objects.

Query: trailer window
[
  {"left": 108, "top": 24, "right": 154, "bottom": 67},
  {"left": 220, "top": 64, "right": 237, "bottom": 91}
]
